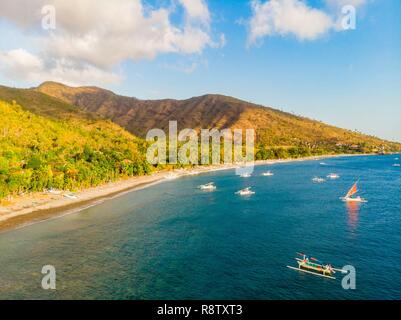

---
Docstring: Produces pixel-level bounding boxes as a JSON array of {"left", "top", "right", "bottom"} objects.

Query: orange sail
[{"left": 345, "top": 183, "right": 358, "bottom": 198}]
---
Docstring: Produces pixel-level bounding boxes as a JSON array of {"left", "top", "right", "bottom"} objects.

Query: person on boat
[{"left": 323, "top": 264, "right": 333, "bottom": 274}]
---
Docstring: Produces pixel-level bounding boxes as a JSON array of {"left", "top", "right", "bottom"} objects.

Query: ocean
[{"left": 0, "top": 155, "right": 400, "bottom": 299}]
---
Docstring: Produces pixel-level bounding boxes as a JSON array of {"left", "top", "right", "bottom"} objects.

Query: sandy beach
[{"left": 0, "top": 154, "right": 370, "bottom": 232}]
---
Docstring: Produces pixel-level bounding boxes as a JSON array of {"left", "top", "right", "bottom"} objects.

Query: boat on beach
[
  {"left": 236, "top": 187, "right": 255, "bottom": 196},
  {"left": 341, "top": 181, "right": 367, "bottom": 203},
  {"left": 47, "top": 188, "right": 62, "bottom": 195},
  {"left": 287, "top": 253, "right": 346, "bottom": 280},
  {"left": 64, "top": 193, "right": 78, "bottom": 200},
  {"left": 164, "top": 172, "right": 179, "bottom": 180},
  {"left": 199, "top": 182, "right": 216, "bottom": 191}
]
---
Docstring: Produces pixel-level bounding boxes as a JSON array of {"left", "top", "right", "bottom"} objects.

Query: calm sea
[{"left": 1, "top": 155, "right": 401, "bottom": 299}]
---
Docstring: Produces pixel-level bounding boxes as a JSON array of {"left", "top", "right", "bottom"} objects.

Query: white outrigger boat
[
  {"left": 261, "top": 171, "right": 274, "bottom": 176},
  {"left": 47, "top": 188, "right": 62, "bottom": 195},
  {"left": 341, "top": 181, "right": 367, "bottom": 203},
  {"left": 64, "top": 193, "right": 78, "bottom": 200},
  {"left": 327, "top": 173, "right": 340, "bottom": 179},
  {"left": 287, "top": 253, "right": 346, "bottom": 280},
  {"left": 312, "top": 177, "right": 325, "bottom": 183},
  {"left": 240, "top": 173, "right": 252, "bottom": 178},
  {"left": 199, "top": 182, "right": 216, "bottom": 191},
  {"left": 236, "top": 187, "right": 255, "bottom": 196}
]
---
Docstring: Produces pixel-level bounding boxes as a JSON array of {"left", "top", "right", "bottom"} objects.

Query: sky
[{"left": 0, "top": 0, "right": 400, "bottom": 142}]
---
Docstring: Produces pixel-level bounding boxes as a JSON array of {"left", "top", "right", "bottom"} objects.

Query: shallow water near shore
[{"left": 0, "top": 155, "right": 401, "bottom": 299}]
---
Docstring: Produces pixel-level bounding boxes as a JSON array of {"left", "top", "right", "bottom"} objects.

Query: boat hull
[
  {"left": 200, "top": 187, "right": 216, "bottom": 191},
  {"left": 340, "top": 197, "right": 367, "bottom": 203},
  {"left": 299, "top": 264, "right": 333, "bottom": 277},
  {"left": 236, "top": 192, "right": 255, "bottom": 196},
  {"left": 287, "top": 266, "right": 336, "bottom": 280}
]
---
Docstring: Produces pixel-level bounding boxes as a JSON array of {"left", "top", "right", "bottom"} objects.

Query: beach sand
[{"left": 0, "top": 154, "right": 368, "bottom": 232}]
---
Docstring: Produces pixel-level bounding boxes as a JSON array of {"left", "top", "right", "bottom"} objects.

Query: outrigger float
[{"left": 287, "top": 253, "right": 346, "bottom": 280}]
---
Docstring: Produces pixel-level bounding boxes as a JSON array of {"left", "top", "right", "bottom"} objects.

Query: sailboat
[{"left": 340, "top": 182, "right": 367, "bottom": 203}]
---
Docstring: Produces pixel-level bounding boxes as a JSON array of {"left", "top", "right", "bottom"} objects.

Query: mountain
[
  {"left": 35, "top": 81, "right": 401, "bottom": 155},
  {"left": 1, "top": 81, "right": 400, "bottom": 199},
  {"left": 0, "top": 84, "right": 99, "bottom": 121},
  {"left": 0, "top": 98, "right": 149, "bottom": 199}
]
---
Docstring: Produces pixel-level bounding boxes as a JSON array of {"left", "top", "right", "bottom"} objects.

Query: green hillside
[
  {"left": 0, "top": 100, "right": 150, "bottom": 198},
  {"left": 0, "top": 85, "right": 99, "bottom": 121},
  {"left": 36, "top": 82, "right": 401, "bottom": 157},
  {"left": 1, "top": 82, "right": 400, "bottom": 200}
]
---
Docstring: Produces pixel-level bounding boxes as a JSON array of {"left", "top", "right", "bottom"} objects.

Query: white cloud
[
  {"left": 247, "top": 0, "right": 367, "bottom": 45},
  {"left": 179, "top": 0, "right": 210, "bottom": 25},
  {"left": 0, "top": 49, "right": 121, "bottom": 86},
  {"left": 0, "top": 0, "right": 219, "bottom": 86},
  {"left": 248, "top": 0, "right": 333, "bottom": 44},
  {"left": 0, "top": 49, "right": 43, "bottom": 77},
  {"left": 325, "top": 0, "right": 366, "bottom": 8}
]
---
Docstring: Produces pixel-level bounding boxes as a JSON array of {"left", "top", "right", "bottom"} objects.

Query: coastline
[{"left": 0, "top": 153, "right": 372, "bottom": 232}]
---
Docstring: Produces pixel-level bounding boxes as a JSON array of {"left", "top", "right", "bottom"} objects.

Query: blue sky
[{"left": 0, "top": 0, "right": 400, "bottom": 141}]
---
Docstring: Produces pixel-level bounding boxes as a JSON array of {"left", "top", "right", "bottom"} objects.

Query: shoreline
[{"left": 0, "top": 153, "right": 373, "bottom": 233}]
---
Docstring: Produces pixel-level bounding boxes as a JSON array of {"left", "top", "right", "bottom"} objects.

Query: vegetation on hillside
[
  {"left": 35, "top": 82, "right": 401, "bottom": 156},
  {"left": 0, "top": 100, "right": 150, "bottom": 198},
  {"left": 1, "top": 82, "right": 400, "bottom": 200},
  {"left": 0, "top": 85, "right": 99, "bottom": 121}
]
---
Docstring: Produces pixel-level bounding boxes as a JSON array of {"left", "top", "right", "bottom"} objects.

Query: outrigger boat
[
  {"left": 341, "top": 181, "right": 367, "bottom": 203},
  {"left": 287, "top": 253, "right": 346, "bottom": 280},
  {"left": 236, "top": 187, "right": 255, "bottom": 196},
  {"left": 261, "top": 171, "right": 274, "bottom": 176},
  {"left": 312, "top": 177, "right": 325, "bottom": 183},
  {"left": 199, "top": 182, "right": 216, "bottom": 191},
  {"left": 164, "top": 172, "right": 178, "bottom": 180},
  {"left": 240, "top": 173, "right": 252, "bottom": 178},
  {"left": 327, "top": 173, "right": 340, "bottom": 180},
  {"left": 64, "top": 193, "right": 78, "bottom": 200}
]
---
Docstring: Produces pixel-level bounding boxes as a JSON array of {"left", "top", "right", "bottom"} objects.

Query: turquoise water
[{"left": 1, "top": 155, "right": 401, "bottom": 299}]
